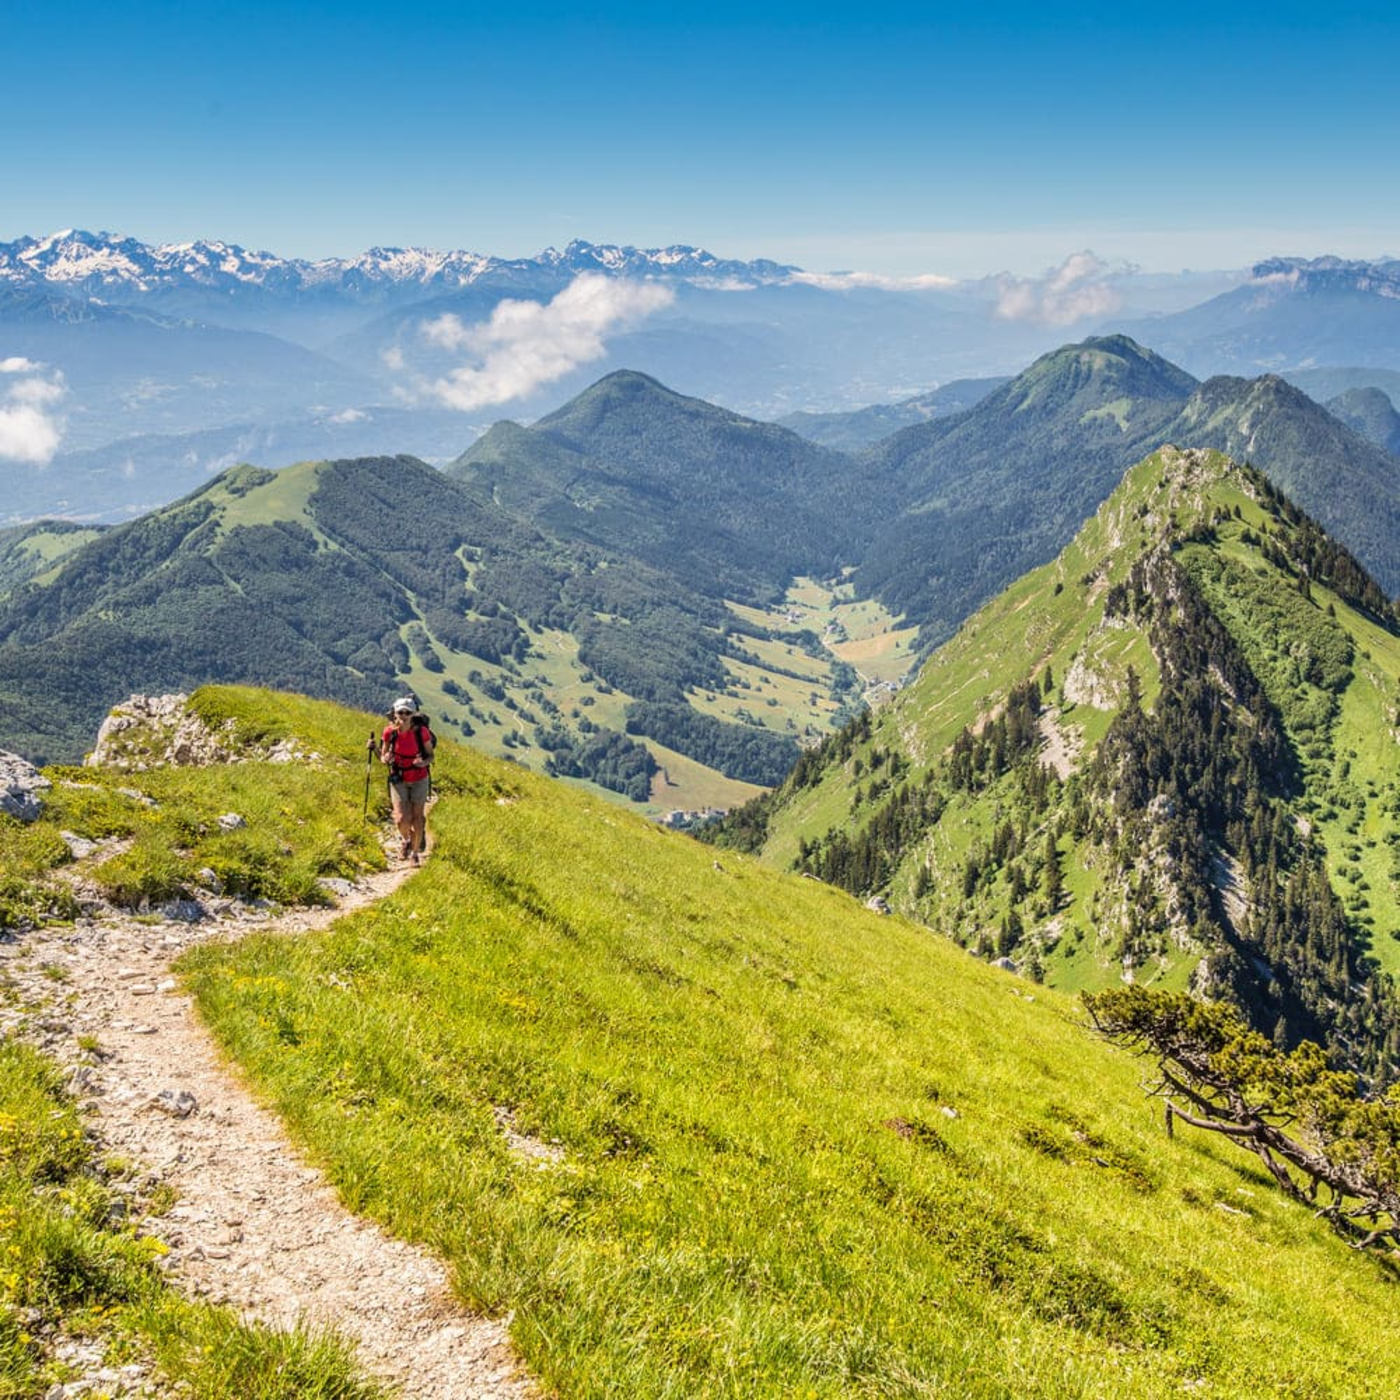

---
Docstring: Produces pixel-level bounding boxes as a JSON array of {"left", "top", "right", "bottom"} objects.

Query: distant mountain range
[
  {"left": 0, "top": 284, "right": 380, "bottom": 459},
  {"left": 9, "top": 233, "right": 1400, "bottom": 525},
  {"left": 0, "top": 231, "right": 1067, "bottom": 501},
  {"left": 0, "top": 229, "right": 798, "bottom": 314},
  {"left": 1112, "top": 255, "right": 1400, "bottom": 377}
]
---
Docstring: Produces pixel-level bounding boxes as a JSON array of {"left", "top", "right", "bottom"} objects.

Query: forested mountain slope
[
  {"left": 0, "top": 457, "right": 843, "bottom": 806},
  {"left": 855, "top": 336, "right": 1195, "bottom": 642},
  {"left": 720, "top": 447, "right": 1400, "bottom": 1078},
  {"left": 449, "top": 370, "right": 869, "bottom": 602},
  {"left": 854, "top": 337, "right": 1400, "bottom": 648}
]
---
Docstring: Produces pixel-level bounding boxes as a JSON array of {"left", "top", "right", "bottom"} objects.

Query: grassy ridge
[
  {"left": 178, "top": 689, "right": 1400, "bottom": 1398},
  {"left": 749, "top": 448, "right": 1400, "bottom": 1021}
]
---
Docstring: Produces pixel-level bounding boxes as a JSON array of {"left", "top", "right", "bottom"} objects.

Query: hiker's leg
[
  {"left": 390, "top": 783, "right": 414, "bottom": 855},
  {"left": 409, "top": 780, "right": 429, "bottom": 854}
]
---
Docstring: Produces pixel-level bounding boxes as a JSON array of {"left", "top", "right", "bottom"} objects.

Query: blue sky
[{"left": 4, "top": 0, "right": 1397, "bottom": 276}]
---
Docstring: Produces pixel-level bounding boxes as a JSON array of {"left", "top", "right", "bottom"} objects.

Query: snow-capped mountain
[{"left": 0, "top": 230, "right": 798, "bottom": 305}]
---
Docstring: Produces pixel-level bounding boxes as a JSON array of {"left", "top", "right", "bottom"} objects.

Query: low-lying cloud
[
  {"left": 0, "top": 358, "right": 65, "bottom": 464},
  {"left": 994, "top": 252, "right": 1124, "bottom": 325},
  {"left": 418, "top": 274, "right": 675, "bottom": 411},
  {"left": 788, "top": 270, "right": 958, "bottom": 292}
]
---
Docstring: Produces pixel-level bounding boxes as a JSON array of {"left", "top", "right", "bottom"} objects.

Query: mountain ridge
[
  {"left": 852, "top": 336, "right": 1400, "bottom": 646},
  {"left": 724, "top": 444, "right": 1400, "bottom": 1077},
  {"left": 0, "top": 229, "right": 801, "bottom": 305}
]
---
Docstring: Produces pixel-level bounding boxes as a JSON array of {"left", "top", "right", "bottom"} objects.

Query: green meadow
[{"left": 159, "top": 688, "right": 1400, "bottom": 1398}]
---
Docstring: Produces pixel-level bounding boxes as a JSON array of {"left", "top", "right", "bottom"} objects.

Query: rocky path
[{"left": 1, "top": 853, "right": 541, "bottom": 1400}]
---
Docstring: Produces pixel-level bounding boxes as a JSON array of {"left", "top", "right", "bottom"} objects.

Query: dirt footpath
[{"left": 1, "top": 858, "right": 540, "bottom": 1400}]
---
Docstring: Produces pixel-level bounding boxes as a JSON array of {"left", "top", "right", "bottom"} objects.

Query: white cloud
[
  {"left": 0, "top": 359, "right": 66, "bottom": 464},
  {"left": 327, "top": 407, "right": 368, "bottom": 424},
  {"left": 993, "top": 252, "right": 1125, "bottom": 325},
  {"left": 689, "top": 276, "right": 759, "bottom": 293},
  {"left": 788, "top": 270, "right": 958, "bottom": 292},
  {"left": 9, "top": 376, "right": 65, "bottom": 407},
  {"left": 418, "top": 274, "right": 675, "bottom": 411}
]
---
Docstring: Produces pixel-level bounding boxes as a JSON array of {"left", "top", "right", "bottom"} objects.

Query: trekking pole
[{"left": 363, "top": 731, "right": 375, "bottom": 819}]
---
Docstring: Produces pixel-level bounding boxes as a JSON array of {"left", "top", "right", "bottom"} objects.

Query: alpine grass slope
[
  {"left": 146, "top": 686, "right": 1400, "bottom": 1396},
  {"left": 10, "top": 682, "right": 1400, "bottom": 1394}
]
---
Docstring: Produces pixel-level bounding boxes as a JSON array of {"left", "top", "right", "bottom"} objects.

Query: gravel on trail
[{"left": 1, "top": 853, "right": 542, "bottom": 1400}]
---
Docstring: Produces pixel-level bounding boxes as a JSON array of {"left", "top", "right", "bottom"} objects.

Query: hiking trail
[{"left": 0, "top": 842, "right": 541, "bottom": 1400}]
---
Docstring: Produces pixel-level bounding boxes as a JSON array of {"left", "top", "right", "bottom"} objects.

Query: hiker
[{"left": 379, "top": 697, "right": 435, "bottom": 863}]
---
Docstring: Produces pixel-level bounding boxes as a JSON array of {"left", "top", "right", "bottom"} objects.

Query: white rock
[{"left": 0, "top": 749, "right": 50, "bottom": 821}]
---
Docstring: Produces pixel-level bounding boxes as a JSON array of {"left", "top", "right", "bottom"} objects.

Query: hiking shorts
[{"left": 390, "top": 776, "right": 430, "bottom": 809}]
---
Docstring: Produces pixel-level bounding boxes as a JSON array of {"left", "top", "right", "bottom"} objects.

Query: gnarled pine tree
[{"left": 1085, "top": 987, "right": 1400, "bottom": 1255}]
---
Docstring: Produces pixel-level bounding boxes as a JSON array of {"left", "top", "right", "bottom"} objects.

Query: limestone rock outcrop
[{"left": 0, "top": 749, "right": 51, "bottom": 821}]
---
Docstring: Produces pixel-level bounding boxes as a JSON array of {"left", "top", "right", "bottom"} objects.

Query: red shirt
[{"left": 382, "top": 724, "right": 433, "bottom": 784}]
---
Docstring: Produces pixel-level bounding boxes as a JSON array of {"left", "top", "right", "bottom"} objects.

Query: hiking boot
[{"left": 400, "top": 840, "right": 413, "bottom": 860}]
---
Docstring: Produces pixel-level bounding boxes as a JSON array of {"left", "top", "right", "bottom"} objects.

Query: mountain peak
[
  {"left": 1027, "top": 334, "right": 1198, "bottom": 389},
  {"left": 744, "top": 436, "right": 1400, "bottom": 1083},
  {"left": 533, "top": 369, "right": 720, "bottom": 440}
]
